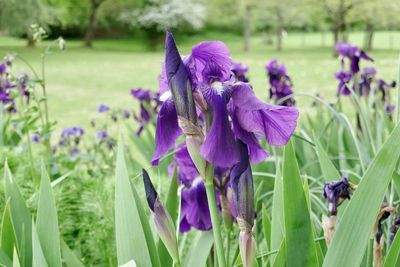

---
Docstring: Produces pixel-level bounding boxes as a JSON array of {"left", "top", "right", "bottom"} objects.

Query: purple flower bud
[
  {"left": 142, "top": 169, "right": 179, "bottom": 262},
  {"left": 122, "top": 109, "right": 130, "bottom": 119},
  {"left": 0, "top": 63, "right": 6, "bottom": 74},
  {"left": 98, "top": 104, "right": 109, "bottom": 113},
  {"left": 165, "top": 31, "right": 197, "bottom": 124},
  {"left": 323, "top": 177, "right": 354, "bottom": 216}
]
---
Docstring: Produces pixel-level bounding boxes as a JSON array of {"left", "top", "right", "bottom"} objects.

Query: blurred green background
[{"left": 0, "top": 0, "right": 399, "bottom": 130}]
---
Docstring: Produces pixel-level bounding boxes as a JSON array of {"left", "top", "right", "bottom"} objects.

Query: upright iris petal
[
  {"left": 152, "top": 98, "right": 182, "bottom": 165},
  {"left": 231, "top": 83, "right": 298, "bottom": 146},
  {"left": 186, "top": 41, "right": 231, "bottom": 84}
]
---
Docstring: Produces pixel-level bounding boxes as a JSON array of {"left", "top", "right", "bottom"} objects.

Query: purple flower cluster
[
  {"left": 130, "top": 88, "right": 160, "bottom": 135},
  {"left": 0, "top": 62, "right": 16, "bottom": 111},
  {"left": 266, "top": 59, "right": 295, "bottom": 106},
  {"left": 58, "top": 126, "right": 85, "bottom": 156},
  {"left": 336, "top": 42, "right": 373, "bottom": 74},
  {"left": 153, "top": 33, "right": 299, "bottom": 169}
]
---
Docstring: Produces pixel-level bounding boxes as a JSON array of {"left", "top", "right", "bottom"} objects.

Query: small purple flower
[
  {"left": 122, "top": 109, "right": 130, "bottom": 119},
  {"left": 96, "top": 130, "right": 108, "bottom": 139},
  {"left": 336, "top": 42, "right": 373, "bottom": 74},
  {"left": 97, "top": 104, "right": 109, "bottom": 113},
  {"left": 231, "top": 62, "right": 249, "bottom": 82},
  {"left": 0, "top": 63, "right": 6, "bottom": 74},
  {"left": 266, "top": 59, "right": 295, "bottom": 106},
  {"left": 335, "top": 70, "right": 352, "bottom": 96},
  {"left": 323, "top": 177, "right": 355, "bottom": 216},
  {"left": 70, "top": 147, "right": 80, "bottom": 156},
  {"left": 131, "top": 88, "right": 152, "bottom": 101},
  {"left": 30, "top": 134, "right": 40, "bottom": 143},
  {"left": 61, "top": 127, "right": 84, "bottom": 138}
]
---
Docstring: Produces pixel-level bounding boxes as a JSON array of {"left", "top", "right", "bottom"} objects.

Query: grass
[{"left": 0, "top": 31, "right": 399, "bottom": 132}]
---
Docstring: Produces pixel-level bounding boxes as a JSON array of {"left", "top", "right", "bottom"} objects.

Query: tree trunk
[
  {"left": 243, "top": 4, "right": 251, "bottom": 52},
  {"left": 84, "top": 0, "right": 101, "bottom": 48},
  {"left": 27, "top": 35, "right": 35, "bottom": 47},
  {"left": 364, "top": 23, "right": 374, "bottom": 51},
  {"left": 332, "top": 24, "right": 339, "bottom": 56},
  {"left": 276, "top": 9, "right": 283, "bottom": 51}
]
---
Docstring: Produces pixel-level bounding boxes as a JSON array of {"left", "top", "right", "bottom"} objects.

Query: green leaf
[
  {"left": 314, "top": 137, "right": 341, "bottom": 181},
  {"left": 60, "top": 240, "right": 85, "bottom": 267},
  {"left": 0, "top": 248, "right": 12, "bottom": 267},
  {"left": 185, "top": 231, "right": 214, "bottom": 267},
  {"left": 12, "top": 248, "right": 20, "bottom": 267},
  {"left": 1, "top": 201, "right": 16, "bottom": 260},
  {"left": 272, "top": 239, "right": 286, "bottom": 267},
  {"left": 323, "top": 123, "right": 400, "bottom": 267},
  {"left": 114, "top": 140, "right": 160, "bottom": 267},
  {"left": 283, "top": 140, "right": 319, "bottom": 267},
  {"left": 36, "top": 166, "right": 62, "bottom": 267},
  {"left": 32, "top": 222, "right": 48, "bottom": 267},
  {"left": 262, "top": 206, "right": 271, "bottom": 251},
  {"left": 270, "top": 163, "right": 284, "bottom": 265},
  {"left": 4, "top": 163, "right": 32, "bottom": 267},
  {"left": 384, "top": 230, "right": 400, "bottom": 267}
]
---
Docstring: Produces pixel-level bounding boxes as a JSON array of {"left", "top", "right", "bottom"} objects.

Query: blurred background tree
[
  {"left": 0, "top": 0, "right": 53, "bottom": 46},
  {"left": 0, "top": 0, "right": 398, "bottom": 51}
]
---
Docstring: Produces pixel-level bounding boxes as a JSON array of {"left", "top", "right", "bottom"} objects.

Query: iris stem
[{"left": 204, "top": 165, "right": 227, "bottom": 267}]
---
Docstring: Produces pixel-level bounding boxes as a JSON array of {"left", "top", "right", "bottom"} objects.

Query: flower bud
[
  {"left": 142, "top": 169, "right": 179, "bottom": 263},
  {"left": 323, "top": 177, "right": 356, "bottom": 216}
]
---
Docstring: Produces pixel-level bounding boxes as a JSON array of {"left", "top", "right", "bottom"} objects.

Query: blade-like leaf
[
  {"left": 1, "top": 201, "right": 16, "bottom": 260},
  {"left": 60, "top": 240, "right": 85, "bottom": 267},
  {"left": 384, "top": 230, "right": 400, "bottom": 267},
  {"left": 270, "top": 163, "right": 284, "bottom": 265},
  {"left": 115, "top": 140, "right": 160, "bottom": 267},
  {"left": 32, "top": 222, "right": 48, "bottom": 267},
  {"left": 323, "top": 123, "right": 400, "bottom": 267},
  {"left": 283, "top": 140, "right": 319, "bottom": 267},
  {"left": 314, "top": 137, "right": 341, "bottom": 181},
  {"left": 0, "top": 248, "right": 12, "bottom": 267},
  {"left": 36, "top": 166, "right": 62, "bottom": 267},
  {"left": 272, "top": 239, "right": 286, "bottom": 267},
  {"left": 4, "top": 163, "right": 32, "bottom": 267},
  {"left": 185, "top": 231, "right": 214, "bottom": 267},
  {"left": 262, "top": 206, "right": 271, "bottom": 251},
  {"left": 12, "top": 248, "right": 20, "bottom": 267}
]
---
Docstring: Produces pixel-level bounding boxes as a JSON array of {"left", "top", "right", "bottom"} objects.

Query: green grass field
[{"left": 0, "top": 31, "right": 399, "bottom": 131}]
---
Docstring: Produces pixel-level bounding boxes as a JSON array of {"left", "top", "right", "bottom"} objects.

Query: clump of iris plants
[
  {"left": 266, "top": 59, "right": 295, "bottom": 106},
  {"left": 142, "top": 31, "right": 299, "bottom": 267}
]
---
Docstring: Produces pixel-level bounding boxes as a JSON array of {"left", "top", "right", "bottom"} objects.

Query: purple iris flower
[
  {"left": 323, "top": 177, "right": 354, "bottom": 216},
  {"left": 61, "top": 127, "right": 84, "bottom": 138},
  {"left": 336, "top": 42, "right": 373, "bottom": 74},
  {"left": 266, "top": 59, "right": 295, "bottom": 106},
  {"left": 152, "top": 32, "right": 298, "bottom": 168},
  {"left": 231, "top": 62, "right": 249, "bottom": 82},
  {"left": 0, "top": 63, "right": 6, "bottom": 74},
  {"left": 98, "top": 104, "right": 110, "bottom": 113},
  {"left": 131, "top": 88, "right": 160, "bottom": 136},
  {"left": 335, "top": 70, "right": 352, "bottom": 96}
]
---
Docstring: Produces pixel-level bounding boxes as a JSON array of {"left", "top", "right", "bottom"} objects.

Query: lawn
[{"left": 0, "top": 31, "right": 399, "bottom": 132}]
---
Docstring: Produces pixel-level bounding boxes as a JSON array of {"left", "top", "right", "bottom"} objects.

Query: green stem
[{"left": 205, "top": 166, "right": 226, "bottom": 267}]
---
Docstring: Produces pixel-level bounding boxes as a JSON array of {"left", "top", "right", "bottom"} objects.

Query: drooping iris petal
[
  {"left": 165, "top": 32, "right": 197, "bottom": 124},
  {"left": 231, "top": 83, "right": 298, "bottom": 146},
  {"left": 200, "top": 86, "right": 240, "bottom": 168},
  {"left": 131, "top": 88, "right": 152, "bottom": 101},
  {"left": 230, "top": 106, "right": 269, "bottom": 163},
  {"left": 152, "top": 97, "right": 182, "bottom": 165},
  {"left": 180, "top": 178, "right": 212, "bottom": 232},
  {"left": 186, "top": 41, "right": 231, "bottom": 84}
]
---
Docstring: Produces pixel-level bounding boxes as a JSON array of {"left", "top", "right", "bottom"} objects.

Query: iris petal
[
  {"left": 152, "top": 97, "right": 182, "bottom": 165},
  {"left": 231, "top": 83, "right": 299, "bottom": 146}
]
